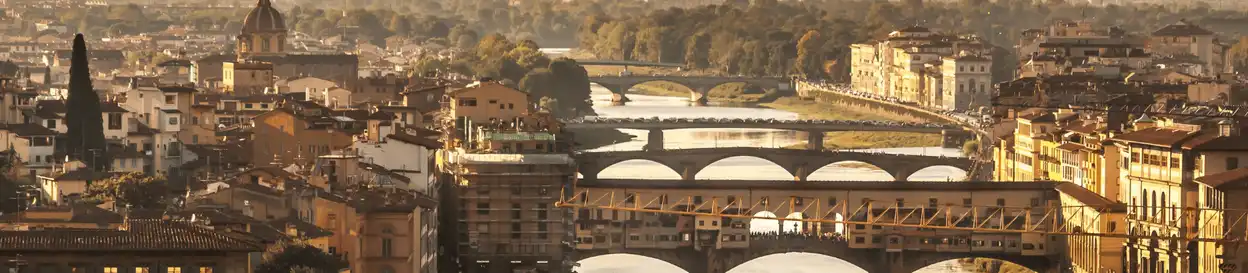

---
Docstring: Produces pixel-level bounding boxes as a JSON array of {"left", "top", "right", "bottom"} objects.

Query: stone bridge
[
  {"left": 561, "top": 118, "right": 975, "bottom": 150},
  {"left": 576, "top": 236, "right": 1055, "bottom": 273},
  {"left": 574, "top": 147, "right": 975, "bottom": 181},
  {"left": 587, "top": 75, "right": 790, "bottom": 105}
]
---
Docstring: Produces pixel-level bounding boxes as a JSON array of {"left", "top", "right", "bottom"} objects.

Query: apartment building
[
  {"left": 849, "top": 26, "right": 994, "bottom": 111},
  {"left": 993, "top": 110, "right": 1248, "bottom": 273},
  {"left": 439, "top": 80, "right": 574, "bottom": 273},
  {"left": 1147, "top": 20, "right": 1229, "bottom": 77}
]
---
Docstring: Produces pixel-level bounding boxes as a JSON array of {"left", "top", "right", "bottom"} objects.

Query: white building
[{"left": 350, "top": 131, "right": 440, "bottom": 194}]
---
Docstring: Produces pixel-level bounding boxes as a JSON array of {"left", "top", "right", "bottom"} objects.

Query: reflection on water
[{"left": 576, "top": 87, "right": 974, "bottom": 273}]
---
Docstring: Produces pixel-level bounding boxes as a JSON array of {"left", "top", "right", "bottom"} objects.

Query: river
[{"left": 574, "top": 85, "right": 980, "bottom": 273}]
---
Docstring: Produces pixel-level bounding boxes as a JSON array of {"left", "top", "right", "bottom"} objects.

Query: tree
[
  {"left": 84, "top": 172, "right": 168, "bottom": 209},
  {"left": 64, "top": 34, "right": 108, "bottom": 171},
  {"left": 256, "top": 240, "right": 347, "bottom": 273},
  {"left": 962, "top": 140, "right": 982, "bottom": 158},
  {"left": 794, "top": 30, "right": 825, "bottom": 79}
]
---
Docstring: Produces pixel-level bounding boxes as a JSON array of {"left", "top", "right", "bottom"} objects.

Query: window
[
  {"left": 167, "top": 267, "right": 182, "bottom": 273},
  {"left": 477, "top": 202, "right": 490, "bottom": 215},
  {"left": 458, "top": 98, "right": 478, "bottom": 106},
  {"left": 198, "top": 268, "right": 212, "bottom": 273},
  {"left": 244, "top": 103, "right": 254, "bottom": 109},
  {"left": 192, "top": 135, "right": 198, "bottom": 144},
  {"left": 191, "top": 116, "right": 199, "bottom": 125},
  {"left": 929, "top": 198, "right": 938, "bottom": 207},
  {"left": 260, "top": 103, "right": 268, "bottom": 108},
  {"left": 135, "top": 267, "right": 150, "bottom": 273},
  {"left": 512, "top": 204, "right": 522, "bottom": 219},
  {"left": 1229, "top": 157, "right": 1240, "bottom": 170},
  {"left": 108, "top": 113, "right": 122, "bottom": 129},
  {"left": 381, "top": 238, "right": 393, "bottom": 257},
  {"left": 508, "top": 103, "right": 514, "bottom": 109},
  {"left": 499, "top": 104, "right": 505, "bottom": 109},
  {"left": 963, "top": 198, "right": 972, "bottom": 206},
  {"left": 537, "top": 204, "right": 548, "bottom": 219},
  {"left": 45, "top": 119, "right": 55, "bottom": 129},
  {"left": 169, "top": 117, "right": 178, "bottom": 125},
  {"left": 164, "top": 95, "right": 175, "bottom": 104},
  {"left": 104, "top": 268, "right": 118, "bottom": 273},
  {"left": 511, "top": 223, "right": 522, "bottom": 239},
  {"left": 488, "top": 99, "right": 498, "bottom": 104}
]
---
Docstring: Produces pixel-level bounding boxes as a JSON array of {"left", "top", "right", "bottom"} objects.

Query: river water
[{"left": 574, "top": 86, "right": 979, "bottom": 273}]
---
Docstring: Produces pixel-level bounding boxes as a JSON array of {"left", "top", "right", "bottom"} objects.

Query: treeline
[
  {"left": 431, "top": 34, "right": 592, "bottom": 118},
  {"left": 577, "top": 0, "right": 1248, "bottom": 80}
]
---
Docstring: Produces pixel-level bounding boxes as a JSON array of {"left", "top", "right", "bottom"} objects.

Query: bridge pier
[
  {"left": 806, "top": 131, "right": 825, "bottom": 150},
  {"left": 644, "top": 129, "right": 664, "bottom": 151},
  {"left": 791, "top": 163, "right": 810, "bottom": 182},
  {"left": 690, "top": 86, "right": 710, "bottom": 106},
  {"left": 598, "top": 83, "right": 634, "bottom": 105}
]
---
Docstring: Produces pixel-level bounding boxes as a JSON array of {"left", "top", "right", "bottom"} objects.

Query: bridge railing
[{"left": 558, "top": 187, "right": 1246, "bottom": 243}]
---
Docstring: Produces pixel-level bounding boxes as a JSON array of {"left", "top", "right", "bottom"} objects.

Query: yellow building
[
  {"left": 447, "top": 81, "right": 530, "bottom": 125},
  {"left": 223, "top": 61, "right": 274, "bottom": 96},
  {"left": 848, "top": 26, "right": 994, "bottom": 111}
]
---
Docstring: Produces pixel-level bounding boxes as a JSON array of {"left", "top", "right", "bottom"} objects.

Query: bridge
[
  {"left": 564, "top": 180, "right": 1116, "bottom": 273},
  {"left": 574, "top": 148, "right": 974, "bottom": 181},
  {"left": 587, "top": 75, "right": 790, "bottom": 105},
  {"left": 576, "top": 59, "right": 686, "bottom": 68},
  {"left": 561, "top": 118, "right": 976, "bottom": 150}
]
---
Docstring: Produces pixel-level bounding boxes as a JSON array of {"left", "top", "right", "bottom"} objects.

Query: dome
[{"left": 241, "top": 0, "right": 286, "bottom": 34}]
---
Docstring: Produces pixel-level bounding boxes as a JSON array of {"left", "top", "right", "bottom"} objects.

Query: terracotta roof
[
  {"left": 1152, "top": 21, "right": 1214, "bottom": 36},
  {"left": 49, "top": 168, "right": 112, "bottom": 181},
  {"left": 1181, "top": 133, "right": 1248, "bottom": 151},
  {"left": 0, "top": 219, "right": 265, "bottom": 252},
  {"left": 266, "top": 218, "right": 333, "bottom": 239},
  {"left": 1056, "top": 183, "right": 1124, "bottom": 211},
  {"left": 1018, "top": 112, "right": 1055, "bottom": 122},
  {"left": 158, "top": 86, "right": 197, "bottom": 93},
  {"left": 1055, "top": 142, "right": 1086, "bottom": 151},
  {"left": 0, "top": 204, "right": 122, "bottom": 225},
  {"left": 1194, "top": 167, "right": 1248, "bottom": 189},
  {"left": 1112, "top": 128, "right": 1199, "bottom": 147},
  {"left": 387, "top": 131, "right": 442, "bottom": 149},
  {"left": 1, "top": 123, "right": 58, "bottom": 137}
]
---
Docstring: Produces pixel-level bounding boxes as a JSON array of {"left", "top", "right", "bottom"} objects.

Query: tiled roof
[
  {"left": 0, "top": 204, "right": 122, "bottom": 225},
  {"left": 1180, "top": 132, "right": 1248, "bottom": 151},
  {"left": 1194, "top": 167, "right": 1248, "bottom": 189},
  {"left": 1, "top": 123, "right": 58, "bottom": 137},
  {"left": 158, "top": 86, "right": 197, "bottom": 93},
  {"left": 1152, "top": 21, "right": 1214, "bottom": 36},
  {"left": 0, "top": 219, "right": 265, "bottom": 252},
  {"left": 1056, "top": 183, "right": 1124, "bottom": 211},
  {"left": 387, "top": 131, "right": 442, "bottom": 149},
  {"left": 266, "top": 218, "right": 333, "bottom": 239},
  {"left": 1112, "top": 127, "right": 1199, "bottom": 147},
  {"left": 49, "top": 168, "right": 112, "bottom": 181}
]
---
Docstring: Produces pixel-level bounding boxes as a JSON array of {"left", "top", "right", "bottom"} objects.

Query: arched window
[{"left": 261, "top": 37, "right": 271, "bottom": 52}]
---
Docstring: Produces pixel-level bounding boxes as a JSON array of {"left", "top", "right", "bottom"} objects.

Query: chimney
[
  {"left": 1219, "top": 119, "right": 1239, "bottom": 137},
  {"left": 1132, "top": 114, "right": 1155, "bottom": 131}
]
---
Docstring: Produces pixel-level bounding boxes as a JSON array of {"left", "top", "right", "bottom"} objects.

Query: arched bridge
[
  {"left": 561, "top": 118, "right": 974, "bottom": 150},
  {"left": 588, "top": 75, "right": 790, "bottom": 105},
  {"left": 574, "top": 147, "right": 974, "bottom": 181},
  {"left": 577, "top": 236, "right": 1054, "bottom": 273}
]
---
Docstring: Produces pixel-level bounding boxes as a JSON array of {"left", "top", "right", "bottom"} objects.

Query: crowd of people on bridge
[
  {"left": 562, "top": 116, "right": 957, "bottom": 129},
  {"left": 804, "top": 80, "right": 995, "bottom": 129},
  {"left": 750, "top": 231, "right": 848, "bottom": 242}
]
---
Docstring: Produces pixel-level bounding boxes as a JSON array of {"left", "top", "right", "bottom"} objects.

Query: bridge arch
[
  {"left": 908, "top": 257, "right": 1047, "bottom": 273},
  {"left": 906, "top": 165, "right": 970, "bottom": 181},
  {"left": 591, "top": 159, "right": 683, "bottom": 180},
  {"left": 694, "top": 155, "right": 794, "bottom": 180},
  {"left": 808, "top": 160, "right": 894, "bottom": 181},
  {"left": 575, "top": 252, "right": 691, "bottom": 273},
  {"left": 727, "top": 252, "right": 869, "bottom": 273}
]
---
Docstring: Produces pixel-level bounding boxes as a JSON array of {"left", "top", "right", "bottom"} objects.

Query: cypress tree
[{"left": 65, "top": 34, "right": 107, "bottom": 171}]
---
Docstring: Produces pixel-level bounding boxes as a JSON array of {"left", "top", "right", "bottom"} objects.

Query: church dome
[{"left": 241, "top": 0, "right": 286, "bottom": 34}]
